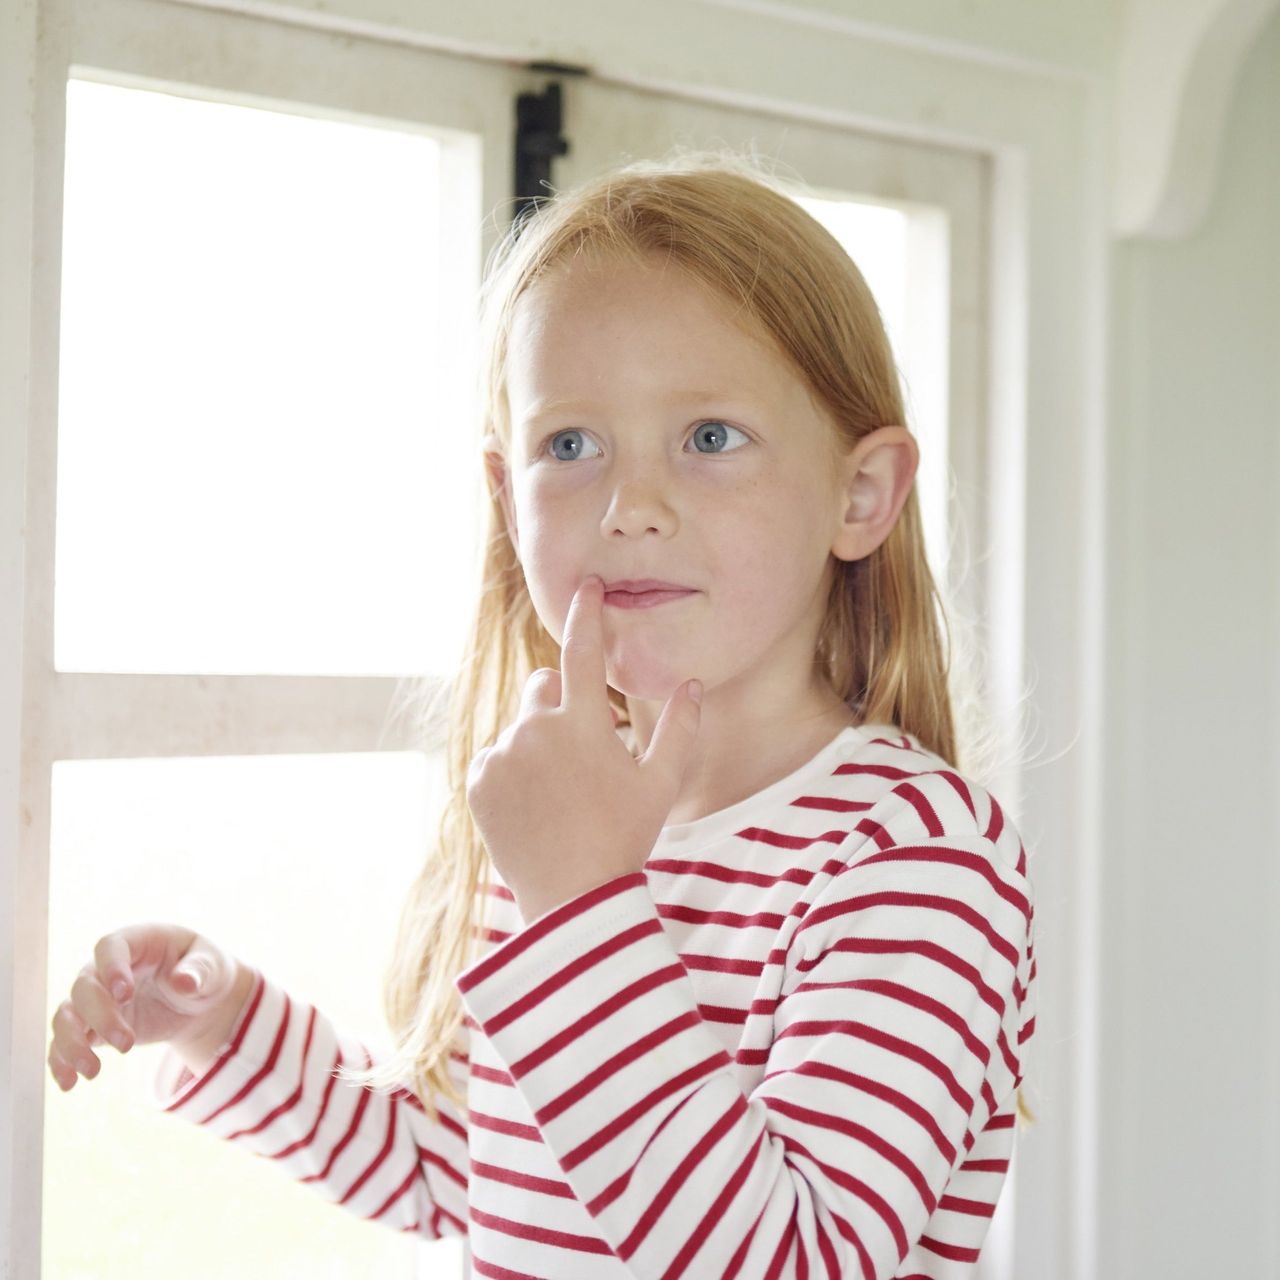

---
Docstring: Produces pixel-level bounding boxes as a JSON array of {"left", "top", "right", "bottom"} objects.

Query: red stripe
[
  {"left": 434, "top": 1202, "right": 468, "bottom": 1237},
  {"left": 468, "top": 1107, "right": 541, "bottom": 1143},
  {"left": 470, "top": 1158, "right": 573, "bottom": 1198},
  {"left": 470, "top": 1206, "right": 613, "bottom": 1254},
  {"left": 938, "top": 1191, "right": 995, "bottom": 1217},
  {"left": 894, "top": 781, "right": 945, "bottom": 835},
  {"left": 790, "top": 794, "right": 875, "bottom": 814},
  {"left": 814, "top": 1211, "right": 842, "bottom": 1280},
  {"left": 659, "top": 901, "right": 789, "bottom": 930},
  {"left": 936, "top": 770, "right": 979, "bottom": 820},
  {"left": 470, "top": 1256, "right": 549, "bottom": 1280},
  {"left": 832, "top": 761, "right": 921, "bottom": 780},
  {"left": 919, "top": 1231, "right": 981, "bottom": 1262},
  {"left": 682, "top": 951, "right": 768, "bottom": 977},
  {"left": 646, "top": 857, "right": 820, "bottom": 890},
  {"left": 457, "top": 873, "right": 646, "bottom": 993},
  {"left": 734, "top": 825, "right": 850, "bottom": 851},
  {"left": 416, "top": 1141, "right": 469, "bottom": 1192}
]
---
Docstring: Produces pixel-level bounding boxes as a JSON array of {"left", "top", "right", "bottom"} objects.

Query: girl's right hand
[{"left": 48, "top": 924, "right": 246, "bottom": 1092}]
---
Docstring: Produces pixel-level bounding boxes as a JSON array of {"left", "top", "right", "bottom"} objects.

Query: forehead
[{"left": 505, "top": 251, "right": 797, "bottom": 412}]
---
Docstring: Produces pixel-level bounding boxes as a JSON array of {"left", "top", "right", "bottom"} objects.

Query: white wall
[
  {"left": 777, "top": 0, "right": 1115, "bottom": 72},
  {"left": 1103, "top": 9, "right": 1280, "bottom": 1273}
]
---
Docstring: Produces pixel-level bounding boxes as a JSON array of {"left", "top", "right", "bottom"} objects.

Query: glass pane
[
  {"left": 55, "top": 79, "right": 483, "bottom": 678},
  {"left": 43, "top": 751, "right": 464, "bottom": 1278},
  {"left": 793, "top": 196, "right": 951, "bottom": 581}
]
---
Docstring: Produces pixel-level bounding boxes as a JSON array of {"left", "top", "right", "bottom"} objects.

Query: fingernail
[
  {"left": 112, "top": 980, "right": 129, "bottom": 1002},
  {"left": 109, "top": 1031, "right": 129, "bottom": 1053},
  {"left": 688, "top": 679, "right": 703, "bottom": 704}
]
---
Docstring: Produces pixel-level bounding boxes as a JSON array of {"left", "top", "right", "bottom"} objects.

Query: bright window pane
[
  {"left": 793, "top": 196, "right": 950, "bottom": 582},
  {"left": 43, "top": 751, "right": 463, "bottom": 1277},
  {"left": 55, "top": 79, "right": 482, "bottom": 678}
]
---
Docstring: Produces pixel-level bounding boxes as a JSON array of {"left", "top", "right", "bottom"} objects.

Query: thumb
[
  {"left": 636, "top": 678, "right": 702, "bottom": 791},
  {"left": 171, "top": 939, "right": 228, "bottom": 998}
]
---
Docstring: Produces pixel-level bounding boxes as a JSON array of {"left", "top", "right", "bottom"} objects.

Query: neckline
[{"left": 637, "top": 721, "right": 880, "bottom": 852}]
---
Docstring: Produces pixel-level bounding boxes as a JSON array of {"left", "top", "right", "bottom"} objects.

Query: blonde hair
[{"left": 337, "top": 145, "right": 1036, "bottom": 1133}]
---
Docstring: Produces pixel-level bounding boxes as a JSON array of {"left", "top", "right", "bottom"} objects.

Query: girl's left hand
[{"left": 465, "top": 575, "right": 703, "bottom": 924}]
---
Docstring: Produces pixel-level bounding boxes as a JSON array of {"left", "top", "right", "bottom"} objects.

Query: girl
[{"left": 49, "top": 149, "right": 1038, "bottom": 1277}]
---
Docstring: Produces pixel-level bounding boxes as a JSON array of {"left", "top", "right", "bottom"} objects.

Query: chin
[{"left": 604, "top": 649, "right": 693, "bottom": 704}]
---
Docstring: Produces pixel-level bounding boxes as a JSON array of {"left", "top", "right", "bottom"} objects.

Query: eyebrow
[{"left": 520, "top": 390, "right": 754, "bottom": 427}]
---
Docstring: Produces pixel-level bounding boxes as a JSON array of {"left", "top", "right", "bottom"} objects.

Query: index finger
[
  {"left": 94, "top": 931, "right": 137, "bottom": 1003},
  {"left": 559, "top": 575, "right": 608, "bottom": 717}
]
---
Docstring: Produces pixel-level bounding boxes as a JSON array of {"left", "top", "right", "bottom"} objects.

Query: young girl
[{"left": 48, "top": 149, "right": 1038, "bottom": 1277}]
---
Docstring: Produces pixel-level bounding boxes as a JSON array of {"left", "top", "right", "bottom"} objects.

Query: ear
[
  {"left": 482, "top": 433, "right": 521, "bottom": 561},
  {"left": 829, "top": 426, "right": 920, "bottom": 562}
]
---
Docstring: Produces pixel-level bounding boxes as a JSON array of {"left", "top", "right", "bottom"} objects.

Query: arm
[
  {"left": 152, "top": 968, "right": 471, "bottom": 1242},
  {"left": 455, "top": 835, "right": 1033, "bottom": 1278}
]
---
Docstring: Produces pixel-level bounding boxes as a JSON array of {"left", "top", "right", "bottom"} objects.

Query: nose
[{"left": 601, "top": 472, "right": 679, "bottom": 539}]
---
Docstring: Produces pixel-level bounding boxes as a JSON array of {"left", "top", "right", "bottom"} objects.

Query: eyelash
[{"left": 539, "top": 420, "right": 750, "bottom": 462}]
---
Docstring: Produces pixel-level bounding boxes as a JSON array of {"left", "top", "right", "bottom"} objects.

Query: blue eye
[
  {"left": 547, "top": 430, "right": 601, "bottom": 462},
  {"left": 688, "top": 420, "right": 748, "bottom": 453},
  {"left": 543, "top": 421, "right": 748, "bottom": 461}
]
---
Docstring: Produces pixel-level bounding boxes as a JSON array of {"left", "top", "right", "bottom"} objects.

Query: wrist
[{"left": 171, "top": 961, "right": 256, "bottom": 1076}]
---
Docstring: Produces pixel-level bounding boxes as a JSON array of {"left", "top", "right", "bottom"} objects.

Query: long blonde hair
[{"left": 337, "top": 145, "right": 1036, "bottom": 1132}]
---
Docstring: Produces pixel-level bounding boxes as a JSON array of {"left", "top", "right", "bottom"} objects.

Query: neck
[{"left": 624, "top": 676, "right": 856, "bottom": 827}]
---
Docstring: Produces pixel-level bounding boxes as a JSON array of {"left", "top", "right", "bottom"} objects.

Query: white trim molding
[{"left": 1113, "top": 0, "right": 1280, "bottom": 238}]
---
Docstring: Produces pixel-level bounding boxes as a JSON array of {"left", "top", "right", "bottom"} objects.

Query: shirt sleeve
[
  {"left": 150, "top": 967, "right": 471, "bottom": 1242},
  {"left": 454, "top": 833, "right": 1032, "bottom": 1278}
]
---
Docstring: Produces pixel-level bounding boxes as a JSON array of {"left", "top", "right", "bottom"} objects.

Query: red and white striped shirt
[{"left": 153, "top": 721, "right": 1038, "bottom": 1277}]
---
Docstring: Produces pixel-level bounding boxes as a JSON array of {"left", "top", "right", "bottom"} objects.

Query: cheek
[{"left": 709, "top": 486, "right": 828, "bottom": 612}]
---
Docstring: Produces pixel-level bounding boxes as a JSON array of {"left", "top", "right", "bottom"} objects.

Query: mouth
[
  {"left": 601, "top": 578, "right": 693, "bottom": 594},
  {"left": 601, "top": 586, "right": 701, "bottom": 611}
]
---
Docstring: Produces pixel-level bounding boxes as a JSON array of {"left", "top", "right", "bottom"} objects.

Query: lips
[{"left": 600, "top": 579, "right": 693, "bottom": 594}]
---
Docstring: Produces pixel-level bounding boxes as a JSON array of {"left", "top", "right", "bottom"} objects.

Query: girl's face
[{"left": 489, "top": 250, "right": 864, "bottom": 711}]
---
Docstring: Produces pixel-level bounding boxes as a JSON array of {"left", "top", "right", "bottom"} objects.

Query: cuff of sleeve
[
  {"left": 150, "top": 967, "right": 273, "bottom": 1120},
  {"left": 455, "top": 871, "right": 655, "bottom": 1011}
]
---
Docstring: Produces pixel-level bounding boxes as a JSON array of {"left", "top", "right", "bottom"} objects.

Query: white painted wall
[{"left": 1103, "top": 9, "right": 1280, "bottom": 1273}]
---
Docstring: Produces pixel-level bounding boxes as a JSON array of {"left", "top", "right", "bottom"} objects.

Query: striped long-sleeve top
[{"left": 152, "top": 720, "right": 1038, "bottom": 1278}]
